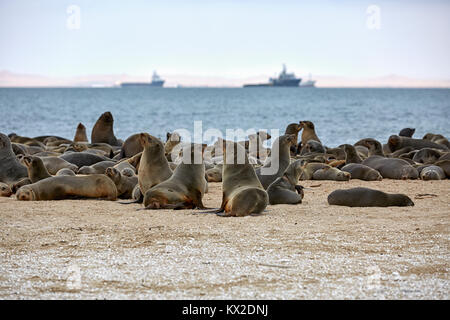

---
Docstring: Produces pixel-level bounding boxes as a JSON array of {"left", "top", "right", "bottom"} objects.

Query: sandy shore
[{"left": 0, "top": 179, "right": 448, "bottom": 299}]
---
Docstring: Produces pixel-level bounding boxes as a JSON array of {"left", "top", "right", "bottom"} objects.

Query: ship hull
[{"left": 121, "top": 81, "right": 164, "bottom": 87}]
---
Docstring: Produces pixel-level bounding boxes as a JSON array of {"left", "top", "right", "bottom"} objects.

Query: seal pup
[
  {"left": 16, "top": 175, "right": 117, "bottom": 201},
  {"left": 299, "top": 121, "right": 321, "bottom": 146},
  {"left": 267, "top": 160, "right": 304, "bottom": 205},
  {"left": 341, "top": 163, "right": 382, "bottom": 181},
  {"left": 214, "top": 140, "right": 268, "bottom": 217},
  {"left": 299, "top": 163, "right": 329, "bottom": 180},
  {"left": 105, "top": 167, "right": 138, "bottom": 199},
  {"left": 0, "top": 183, "right": 13, "bottom": 197},
  {"left": 399, "top": 128, "right": 415, "bottom": 138},
  {"left": 55, "top": 168, "right": 76, "bottom": 176},
  {"left": 138, "top": 133, "right": 173, "bottom": 195},
  {"left": 312, "top": 167, "right": 350, "bottom": 181},
  {"left": 285, "top": 123, "right": 302, "bottom": 155},
  {"left": 143, "top": 143, "right": 207, "bottom": 209},
  {"left": 74, "top": 123, "right": 88, "bottom": 142},
  {"left": 300, "top": 140, "right": 325, "bottom": 155},
  {"left": 343, "top": 144, "right": 362, "bottom": 164},
  {"left": 420, "top": 165, "right": 446, "bottom": 180},
  {"left": 91, "top": 111, "right": 121, "bottom": 146},
  {"left": 0, "top": 133, "right": 28, "bottom": 184},
  {"left": 255, "top": 134, "right": 295, "bottom": 189},
  {"left": 40, "top": 156, "right": 78, "bottom": 175},
  {"left": 12, "top": 156, "right": 52, "bottom": 192},
  {"left": 328, "top": 187, "right": 414, "bottom": 207}
]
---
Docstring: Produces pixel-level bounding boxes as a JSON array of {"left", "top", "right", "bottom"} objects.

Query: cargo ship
[
  {"left": 120, "top": 71, "right": 165, "bottom": 87},
  {"left": 243, "top": 65, "right": 301, "bottom": 87}
]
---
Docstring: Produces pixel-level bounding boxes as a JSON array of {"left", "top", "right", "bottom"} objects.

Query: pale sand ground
[{"left": 0, "top": 179, "right": 448, "bottom": 299}]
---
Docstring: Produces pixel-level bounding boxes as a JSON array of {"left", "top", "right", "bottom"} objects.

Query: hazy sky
[{"left": 1, "top": 0, "right": 449, "bottom": 79}]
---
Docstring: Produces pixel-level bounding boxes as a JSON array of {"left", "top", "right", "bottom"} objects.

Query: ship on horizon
[
  {"left": 243, "top": 65, "right": 302, "bottom": 87},
  {"left": 120, "top": 71, "right": 165, "bottom": 87}
]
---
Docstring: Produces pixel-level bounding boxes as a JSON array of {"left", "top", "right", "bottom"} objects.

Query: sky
[{"left": 1, "top": 0, "right": 450, "bottom": 84}]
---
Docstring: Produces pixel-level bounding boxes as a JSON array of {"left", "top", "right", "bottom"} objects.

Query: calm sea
[{"left": 0, "top": 88, "right": 449, "bottom": 146}]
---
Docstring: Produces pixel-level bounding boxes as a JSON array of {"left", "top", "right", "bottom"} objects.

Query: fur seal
[
  {"left": 215, "top": 141, "right": 268, "bottom": 216},
  {"left": 299, "top": 121, "right": 321, "bottom": 145},
  {"left": 205, "top": 164, "right": 223, "bottom": 182},
  {"left": 285, "top": 123, "right": 301, "bottom": 155},
  {"left": 341, "top": 163, "right": 382, "bottom": 181},
  {"left": 16, "top": 175, "right": 117, "bottom": 201},
  {"left": 299, "top": 163, "right": 329, "bottom": 180},
  {"left": 328, "top": 187, "right": 414, "bottom": 207},
  {"left": 399, "top": 128, "right": 415, "bottom": 137},
  {"left": 143, "top": 144, "right": 207, "bottom": 209},
  {"left": 312, "top": 167, "right": 350, "bottom": 181},
  {"left": 164, "top": 132, "right": 181, "bottom": 158},
  {"left": 74, "top": 123, "right": 88, "bottom": 142},
  {"left": 78, "top": 160, "right": 116, "bottom": 175},
  {"left": 362, "top": 156, "right": 418, "bottom": 179},
  {"left": 138, "top": 133, "right": 173, "bottom": 195},
  {"left": 267, "top": 160, "right": 304, "bottom": 205},
  {"left": 412, "top": 148, "right": 442, "bottom": 164},
  {"left": 420, "top": 165, "right": 446, "bottom": 180},
  {"left": 119, "top": 133, "right": 144, "bottom": 159},
  {"left": 0, "top": 133, "right": 28, "bottom": 184},
  {"left": 388, "top": 135, "right": 448, "bottom": 152},
  {"left": 0, "top": 183, "right": 13, "bottom": 197},
  {"left": 59, "top": 152, "right": 111, "bottom": 168},
  {"left": 434, "top": 160, "right": 450, "bottom": 177},
  {"left": 91, "top": 111, "right": 121, "bottom": 146},
  {"left": 255, "top": 134, "right": 295, "bottom": 189},
  {"left": 55, "top": 168, "right": 76, "bottom": 176},
  {"left": 343, "top": 144, "right": 362, "bottom": 164},
  {"left": 11, "top": 156, "right": 52, "bottom": 193},
  {"left": 300, "top": 140, "right": 325, "bottom": 155},
  {"left": 355, "top": 138, "right": 384, "bottom": 157},
  {"left": 40, "top": 157, "right": 78, "bottom": 175},
  {"left": 105, "top": 167, "right": 138, "bottom": 199}
]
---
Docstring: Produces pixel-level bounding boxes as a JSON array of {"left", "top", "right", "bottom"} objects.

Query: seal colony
[{"left": 1, "top": 112, "right": 449, "bottom": 213}]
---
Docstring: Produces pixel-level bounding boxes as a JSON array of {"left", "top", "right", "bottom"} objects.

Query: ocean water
[{"left": 0, "top": 87, "right": 449, "bottom": 147}]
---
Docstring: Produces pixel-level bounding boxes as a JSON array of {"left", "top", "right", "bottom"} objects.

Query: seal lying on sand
[
  {"left": 0, "top": 183, "right": 13, "bottom": 197},
  {"left": 91, "top": 111, "right": 121, "bottom": 146},
  {"left": 16, "top": 175, "right": 117, "bottom": 201},
  {"left": 214, "top": 141, "right": 268, "bottom": 217},
  {"left": 78, "top": 161, "right": 116, "bottom": 175},
  {"left": 267, "top": 160, "right": 304, "bottom": 205},
  {"left": 40, "top": 156, "right": 78, "bottom": 175},
  {"left": 12, "top": 156, "right": 52, "bottom": 192},
  {"left": 419, "top": 165, "right": 446, "bottom": 180},
  {"left": 0, "top": 133, "right": 28, "bottom": 184},
  {"left": 362, "top": 156, "right": 418, "bottom": 179},
  {"left": 105, "top": 167, "right": 138, "bottom": 199},
  {"left": 205, "top": 164, "right": 223, "bottom": 182},
  {"left": 343, "top": 144, "right": 362, "bottom": 164},
  {"left": 255, "top": 134, "right": 295, "bottom": 189},
  {"left": 312, "top": 167, "right": 351, "bottom": 181},
  {"left": 341, "top": 163, "right": 382, "bottom": 181},
  {"left": 388, "top": 135, "right": 448, "bottom": 152},
  {"left": 143, "top": 144, "right": 207, "bottom": 209},
  {"left": 60, "top": 152, "right": 112, "bottom": 168},
  {"left": 328, "top": 187, "right": 414, "bottom": 207}
]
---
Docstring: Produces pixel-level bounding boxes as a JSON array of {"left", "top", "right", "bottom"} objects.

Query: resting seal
[
  {"left": 341, "top": 163, "right": 382, "bottom": 181},
  {"left": 420, "top": 165, "right": 446, "bottom": 180},
  {"left": 16, "top": 175, "right": 117, "bottom": 201},
  {"left": 255, "top": 134, "right": 295, "bottom": 189},
  {"left": 285, "top": 123, "right": 301, "bottom": 155},
  {"left": 267, "top": 160, "right": 304, "bottom": 205},
  {"left": 398, "top": 128, "right": 415, "bottom": 138},
  {"left": 362, "top": 156, "right": 418, "bottom": 179},
  {"left": 205, "top": 164, "right": 223, "bottom": 182},
  {"left": 40, "top": 156, "right": 78, "bottom": 175},
  {"left": 0, "top": 183, "right": 13, "bottom": 197},
  {"left": 78, "top": 160, "right": 116, "bottom": 175},
  {"left": 343, "top": 144, "right": 362, "bottom": 164},
  {"left": 216, "top": 141, "right": 268, "bottom": 217},
  {"left": 143, "top": 144, "right": 207, "bottom": 209},
  {"left": 388, "top": 135, "right": 448, "bottom": 152},
  {"left": 55, "top": 168, "right": 76, "bottom": 176},
  {"left": 0, "top": 133, "right": 28, "bottom": 184},
  {"left": 60, "top": 152, "right": 111, "bottom": 168},
  {"left": 328, "top": 187, "right": 414, "bottom": 207},
  {"left": 312, "top": 167, "right": 350, "bottom": 181},
  {"left": 412, "top": 148, "right": 442, "bottom": 164},
  {"left": 105, "top": 167, "right": 138, "bottom": 199},
  {"left": 119, "top": 133, "right": 144, "bottom": 159},
  {"left": 91, "top": 111, "right": 121, "bottom": 146}
]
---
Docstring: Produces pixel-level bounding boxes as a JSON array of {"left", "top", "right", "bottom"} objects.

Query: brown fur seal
[
  {"left": 74, "top": 123, "right": 88, "bottom": 142},
  {"left": 341, "top": 163, "right": 382, "bottom": 181},
  {"left": 16, "top": 175, "right": 117, "bottom": 201},
  {"left": 299, "top": 163, "right": 329, "bottom": 180},
  {"left": 205, "top": 164, "right": 223, "bottom": 182},
  {"left": 164, "top": 132, "right": 181, "bottom": 159},
  {"left": 343, "top": 144, "right": 362, "bottom": 164},
  {"left": 312, "top": 167, "right": 350, "bottom": 181},
  {"left": 119, "top": 133, "right": 144, "bottom": 159},
  {"left": 216, "top": 141, "right": 268, "bottom": 216},
  {"left": 60, "top": 152, "right": 111, "bottom": 168},
  {"left": 412, "top": 148, "right": 442, "bottom": 164},
  {"left": 91, "top": 111, "right": 121, "bottom": 146},
  {"left": 399, "top": 128, "right": 415, "bottom": 138},
  {"left": 55, "top": 168, "right": 76, "bottom": 176},
  {"left": 138, "top": 133, "right": 173, "bottom": 195},
  {"left": 355, "top": 138, "right": 384, "bottom": 157},
  {"left": 267, "top": 160, "right": 304, "bottom": 205},
  {"left": 420, "top": 165, "right": 446, "bottom": 180},
  {"left": 105, "top": 167, "right": 138, "bottom": 199},
  {"left": 0, "top": 133, "right": 28, "bottom": 184},
  {"left": 40, "top": 156, "right": 78, "bottom": 175},
  {"left": 255, "top": 134, "right": 295, "bottom": 189},
  {"left": 0, "top": 183, "right": 13, "bottom": 197},
  {"left": 390, "top": 146, "right": 415, "bottom": 158},
  {"left": 143, "top": 144, "right": 207, "bottom": 209},
  {"left": 388, "top": 135, "right": 448, "bottom": 152},
  {"left": 362, "top": 156, "right": 418, "bottom": 179},
  {"left": 12, "top": 156, "right": 52, "bottom": 192},
  {"left": 300, "top": 140, "right": 325, "bottom": 155},
  {"left": 326, "top": 147, "right": 346, "bottom": 160},
  {"left": 78, "top": 160, "right": 116, "bottom": 175},
  {"left": 328, "top": 187, "right": 414, "bottom": 207},
  {"left": 285, "top": 123, "right": 301, "bottom": 155},
  {"left": 299, "top": 121, "right": 321, "bottom": 145}
]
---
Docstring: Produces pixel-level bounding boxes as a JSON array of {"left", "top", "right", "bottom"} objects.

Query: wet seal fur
[
  {"left": 16, "top": 175, "right": 117, "bottom": 201},
  {"left": 328, "top": 187, "right": 414, "bottom": 207}
]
